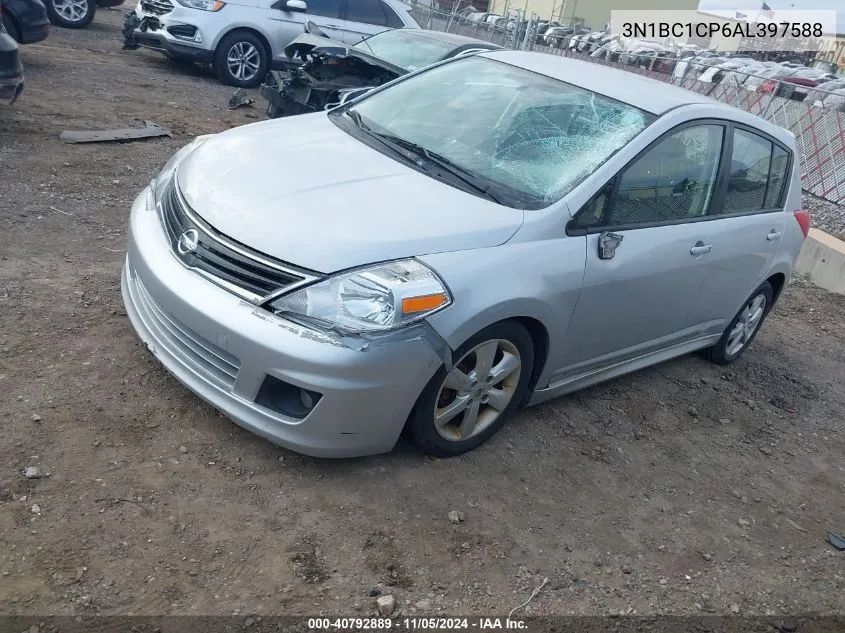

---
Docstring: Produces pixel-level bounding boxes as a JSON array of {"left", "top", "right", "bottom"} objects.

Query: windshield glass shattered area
[
  {"left": 346, "top": 56, "right": 656, "bottom": 209},
  {"left": 352, "top": 30, "right": 457, "bottom": 71}
]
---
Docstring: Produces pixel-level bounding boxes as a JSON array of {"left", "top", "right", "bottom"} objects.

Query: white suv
[{"left": 131, "top": 0, "right": 420, "bottom": 87}]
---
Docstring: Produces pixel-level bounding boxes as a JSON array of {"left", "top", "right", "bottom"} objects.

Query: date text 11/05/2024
[
  {"left": 306, "top": 617, "right": 528, "bottom": 630},
  {"left": 621, "top": 21, "right": 823, "bottom": 39}
]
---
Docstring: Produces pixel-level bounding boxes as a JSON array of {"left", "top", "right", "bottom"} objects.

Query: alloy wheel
[
  {"left": 725, "top": 293, "right": 767, "bottom": 356},
  {"left": 53, "top": 0, "right": 89, "bottom": 23},
  {"left": 226, "top": 42, "right": 260, "bottom": 82},
  {"left": 433, "top": 339, "right": 522, "bottom": 442}
]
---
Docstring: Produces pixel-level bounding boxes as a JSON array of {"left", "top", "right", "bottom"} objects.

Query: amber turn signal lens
[{"left": 401, "top": 293, "right": 448, "bottom": 314}]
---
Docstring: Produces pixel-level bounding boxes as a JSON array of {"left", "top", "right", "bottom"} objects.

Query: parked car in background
[
  {"left": 44, "top": 0, "right": 123, "bottom": 29},
  {"left": 261, "top": 25, "right": 500, "bottom": 117},
  {"left": 1, "top": 0, "right": 49, "bottom": 43},
  {"left": 123, "top": 51, "right": 809, "bottom": 459},
  {"left": 0, "top": 3, "right": 24, "bottom": 102},
  {"left": 132, "top": 0, "right": 420, "bottom": 87}
]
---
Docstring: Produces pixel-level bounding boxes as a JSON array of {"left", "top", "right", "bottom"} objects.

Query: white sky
[{"left": 698, "top": 0, "right": 844, "bottom": 33}]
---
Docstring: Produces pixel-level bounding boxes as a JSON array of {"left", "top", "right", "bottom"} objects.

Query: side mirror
[{"left": 285, "top": 0, "right": 307, "bottom": 11}]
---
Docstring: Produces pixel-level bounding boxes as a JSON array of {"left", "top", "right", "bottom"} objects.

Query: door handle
[
  {"left": 767, "top": 230, "right": 783, "bottom": 241},
  {"left": 598, "top": 231, "right": 623, "bottom": 260},
  {"left": 690, "top": 241, "right": 712, "bottom": 256}
]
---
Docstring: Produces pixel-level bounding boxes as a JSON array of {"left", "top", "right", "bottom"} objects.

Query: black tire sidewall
[
  {"left": 45, "top": 0, "right": 95, "bottom": 29},
  {"left": 408, "top": 321, "right": 534, "bottom": 457},
  {"left": 215, "top": 32, "right": 268, "bottom": 88},
  {"left": 710, "top": 282, "right": 774, "bottom": 365}
]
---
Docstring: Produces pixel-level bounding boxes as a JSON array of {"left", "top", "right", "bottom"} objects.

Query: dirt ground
[{"left": 2, "top": 11, "right": 845, "bottom": 619}]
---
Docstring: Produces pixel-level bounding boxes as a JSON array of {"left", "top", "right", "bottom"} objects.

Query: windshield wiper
[
  {"left": 345, "top": 108, "right": 367, "bottom": 130},
  {"left": 371, "top": 132, "right": 504, "bottom": 205},
  {"left": 342, "top": 111, "right": 504, "bottom": 205}
]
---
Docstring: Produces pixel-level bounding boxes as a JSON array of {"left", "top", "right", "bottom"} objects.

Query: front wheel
[
  {"left": 704, "top": 281, "right": 773, "bottom": 365},
  {"left": 45, "top": 0, "right": 96, "bottom": 29},
  {"left": 408, "top": 321, "right": 534, "bottom": 457},
  {"left": 214, "top": 31, "right": 268, "bottom": 88}
]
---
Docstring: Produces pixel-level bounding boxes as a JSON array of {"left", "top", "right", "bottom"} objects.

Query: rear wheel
[
  {"left": 214, "top": 31, "right": 268, "bottom": 88},
  {"left": 408, "top": 321, "right": 533, "bottom": 457},
  {"left": 45, "top": 0, "right": 96, "bottom": 29},
  {"left": 704, "top": 281, "right": 773, "bottom": 365}
]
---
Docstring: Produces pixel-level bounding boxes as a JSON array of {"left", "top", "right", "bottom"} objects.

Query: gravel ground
[{"left": 1, "top": 12, "right": 845, "bottom": 619}]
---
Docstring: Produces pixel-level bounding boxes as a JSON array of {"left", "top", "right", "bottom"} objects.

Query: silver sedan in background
[{"left": 121, "top": 51, "right": 810, "bottom": 458}]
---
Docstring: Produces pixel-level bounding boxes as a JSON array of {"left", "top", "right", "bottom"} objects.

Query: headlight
[
  {"left": 153, "top": 134, "right": 214, "bottom": 200},
  {"left": 269, "top": 259, "right": 451, "bottom": 334},
  {"left": 174, "top": 0, "right": 225, "bottom": 10}
]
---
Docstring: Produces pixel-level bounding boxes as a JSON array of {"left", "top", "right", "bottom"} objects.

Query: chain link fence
[{"left": 406, "top": 1, "right": 845, "bottom": 205}]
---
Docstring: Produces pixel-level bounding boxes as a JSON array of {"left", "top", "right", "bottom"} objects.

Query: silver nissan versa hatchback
[{"left": 121, "top": 51, "right": 811, "bottom": 458}]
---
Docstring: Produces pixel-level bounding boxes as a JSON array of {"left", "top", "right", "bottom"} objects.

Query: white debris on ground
[{"left": 802, "top": 192, "right": 845, "bottom": 237}]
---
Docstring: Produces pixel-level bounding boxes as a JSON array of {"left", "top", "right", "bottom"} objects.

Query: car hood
[{"left": 176, "top": 114, "right": 523, "bottom": 274}]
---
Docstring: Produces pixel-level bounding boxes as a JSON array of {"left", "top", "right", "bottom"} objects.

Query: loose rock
[
  {"left": 376, "top": 594, "right": 395, "bottom": 616},
  {"left": 24, "top": 467, "right": 46, "bottom": 479},
  {"left": 31, "top": 414, "right": 42, "bottom": 422},
  {"left": 730, "top": 604, "right": 740, "bottom": 614},
  {"left": 621, "top": 564, "right": 633, "bottom": 575},
  {"left": 688, "top": 406, "right": 698, "bottom": 417},
  {"left": 30, "top": 504, "right": 41, "bottom": 514},
  {"left": 448, "top": 510, "right": 460, "bottom": 524},
  {"left": 415, "top": 599, "right": 431, "bottom": 610},
  {"left": 759, "top": 446, "right": 773, "bottom": 456},
  {"left": 179, "top": 446, "right": 188, "bottom": 454},
  {"left": 738, "top": 518, "right": 750, "bottom": 527}
]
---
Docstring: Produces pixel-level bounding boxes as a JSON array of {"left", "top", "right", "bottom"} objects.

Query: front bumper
[
  {"left": 131, "top": 3, "right": 213, "bottom": 63},
  {"left": 121, "top": 187, "right": 446, "bottom": 457}
]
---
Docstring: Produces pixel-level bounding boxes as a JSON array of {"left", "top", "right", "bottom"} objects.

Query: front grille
[
  {"left": 134, "top": 275, "right": 240, "bottom": 389},
  {"left": 158, "top": 177, "right": 309, "bottom": 301},
  {"left": 140, "top": 0, "right": 173, "bottom": 15}
]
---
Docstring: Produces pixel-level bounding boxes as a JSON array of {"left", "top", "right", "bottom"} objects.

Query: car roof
[{"left": 479, "top": 51, "right": 718, "bottom": 115}]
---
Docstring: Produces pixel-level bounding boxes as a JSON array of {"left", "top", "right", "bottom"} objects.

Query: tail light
[{"left": 794, "top": 209, "right": 811, "bottom": 238}]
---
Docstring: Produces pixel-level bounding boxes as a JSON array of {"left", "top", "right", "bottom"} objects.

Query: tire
[
  {"left": 408, "top": 321, "right": 534, "bottom": 457},
  {"left": 2, "top": 15, "right": 20, "bottom": 42},
  {"left": 704, "top": 281, "right": 774, "bottom": 365},
  {"left": 44, "top": 0, "right": 96, "bottom": 29},
  {"left": 214, "top": 31, "right": 268, "bottom": 88}
]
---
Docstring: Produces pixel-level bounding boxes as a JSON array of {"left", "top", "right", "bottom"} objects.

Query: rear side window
[
  {"left": 379, "top": 1, "right": 404, "bottom": 27},
  {"left": 724, "top": 129, "right": 771, "bottom": 212},
  {"left": 306, "top": 0, "right": 341, "bottom": 18},
  {"left": 346, "top": 0, "right": 390, "bottom": 25},
  {"left": 765, "top": 145, "right": 789, "bottom": 209},
  {"left": 609, "top": 124, "right": 724, "bottom": 225}
]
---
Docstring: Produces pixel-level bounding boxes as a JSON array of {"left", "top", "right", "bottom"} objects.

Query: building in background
[{"left": 814, "top": 33, "right": 845, "bottom": 74}]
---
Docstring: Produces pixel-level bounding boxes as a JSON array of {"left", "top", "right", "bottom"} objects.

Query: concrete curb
[{"left": 795, "top": 228, "right": 845, "bottom": 295}]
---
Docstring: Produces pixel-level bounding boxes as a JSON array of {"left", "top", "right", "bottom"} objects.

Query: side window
[
  {"left": 379, "top": 1, "right": 404, "bottom": 27},
  {"left": 346, "top": 0, "right": 388, "bottom": 25},
  {"left": 764, "top": 145, "right": 789, "bottom": 209},
  {"left": 724, "top": 129, "right": 772, "bottom": 212},
  {"left": 306, "top": 0, "right": 341, "bottom": 19},
  {"left": 609, "top": 125, "right": 724, "bottom": 226}
]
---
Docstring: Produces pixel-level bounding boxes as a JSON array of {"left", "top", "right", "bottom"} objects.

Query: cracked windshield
[{"left": 348, "top": 55, "right": 655, "bottom": 209}]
